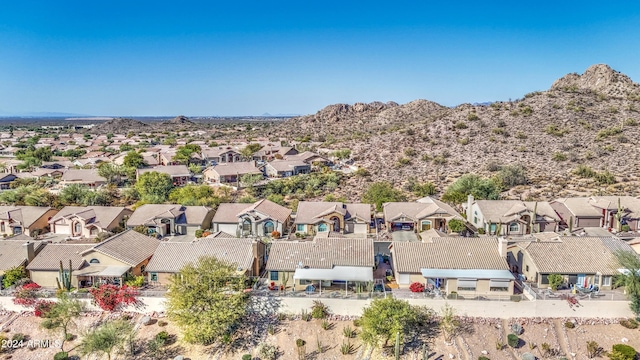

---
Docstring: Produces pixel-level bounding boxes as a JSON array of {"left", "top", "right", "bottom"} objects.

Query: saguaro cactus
[{"left": 56, "top": 260, "right": 73, "bottom": 291}]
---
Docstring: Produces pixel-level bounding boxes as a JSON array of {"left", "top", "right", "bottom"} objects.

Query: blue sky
[{"left": 1, "top": 1, "right": 639, "bottom": 116}]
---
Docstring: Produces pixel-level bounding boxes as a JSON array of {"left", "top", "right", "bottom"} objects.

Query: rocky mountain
[
  {"left": 90, "top": 118, "right": 150, "bottom": 134},
  {"left": 279, "top": 64, "right": 640, "bottom": 201},
  {"left": 166, "top": 115, "right": 195, "bottom": 125}
]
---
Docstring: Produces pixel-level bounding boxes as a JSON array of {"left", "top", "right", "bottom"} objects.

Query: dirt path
[
  {"left": 553, "top": 319, "right": 571, "bottom": 357},
  {"left": 455, "top": 336, "right": 472, "bottom": 360},
  {"left": 355, "top": 344, "right": 373, "bottom": 360}
]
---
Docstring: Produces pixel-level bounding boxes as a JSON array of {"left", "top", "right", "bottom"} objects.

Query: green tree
[
  {"left": 123, "top": 151, "right": 146, "bottom": 169},
  {"left": 359, "top": 297, "right": 433, "bottom": 347},
  {"left": 135, "top": 172, "right": 173, "bottom": 203},
  {"left": 78, "top": 319, "right": 134, "bottom": 360},
  {"left": 447, "top": 219, "right": 466, "bottom": 233},
  {"left": 240, "top": 143, "right": 262, "bottom": 160},
  {"left": 98, "top": 163, "right": 124, "bottom": 185},
  {"left": 2, "top": 266, "right": 27, "bottom": 289},
  {"left": 547, "top": 274, "right": 564, "bottom": 291},
  {"left": 41, "top": 293, "right": 84, "bottom": 351},
  {"left": 266, "top": 193, "right": 285, "bottom": 206},
  {"left": 165, "top": 256, "right": 250, "bottom": 345},
  {"left": 440, "top": 303, "right": 460, "bottom": 342},
  {"left": 614, "top": 250, "right": 640, "bottom": 316},
  {"left": 442, "top": 174, "right": 501, "bottom": 204},
  {"left": 240, "top": 173, "right": 264, "bottom": 195},
  {"left": 168, "top": 184, "right": 230, "bottom": 207},
  {"left": 58, "top": 184, "right": 92, "bottom": 206},
  {"left": 173, "top": 144, "right": 201, "bottom": 165},
  {"left": 362, "top": 182, "right": 407, "bottom": 212}
]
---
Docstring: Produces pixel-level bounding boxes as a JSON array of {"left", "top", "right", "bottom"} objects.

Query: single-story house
[
  {"left": 264, "top": 159, "right": 311, "bottom": 178},
  {"left": 389, "top": 237, "right": 514, "bottom": 295},
  {"left": 0, "top": 239, "right": 45, "bottom": 286},
  {"left": 60, "top": 169, "right": 107, "bottom": 188},
  {"left": 383, "top": 197, "right": 464, "bottom": 233},
  {"left": 551, "top": 196, "right": 640, "bottom": 231},
  {"left": 294, "top": 201, "right": 372, "bottom": 235},
  {"left": 265, "top": 236, "right": 374, "bottom": 291},
  {"left": 203, "top": 162, "right": 263, "bottom": 184},
  {"left": 284, "top": 151, "right": 330, "bottom": 166},
  {"left": 252, "top": 145, "right": 298, "bottom": 161},
  {"left": 212, "top": 199, "right": 291, "bottom": 237},
  {"left": 145, "top": 236, "right": 266, "bottom": 287},
  {"left": 136, "top": 165, "right": 192, "bottom": 187},
  {"left": 465, "top": 195, "right": 560, "bottom": 235},
  {"left": 0, "top": 173, "right": 20, "bottom": 190},
  {"left": 201, "top": 146, "right": 242, "bottom": 165},
  {"left": 49, "top": 206, "right": 132, "bottom": 239},
  {"left": 126, "top": 204, "right": 214, "bottom": 237},
  {"left": 508, "top": 236, "right": 636, "bottom": 290},
  {"left": 75, "top": 230, "right": 160, "bottom": 288},
  {"left": 26, "top": 244, "right": 94, "bottom": 288},
  {"left": 0, "top": 206, "right": 59, "bottom": 237}
]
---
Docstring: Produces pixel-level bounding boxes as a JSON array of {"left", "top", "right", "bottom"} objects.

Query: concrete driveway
[{"left": 391, "top": 231, "right": 419, "bottom": 242}]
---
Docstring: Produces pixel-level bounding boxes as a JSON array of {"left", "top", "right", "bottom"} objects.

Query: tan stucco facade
[
  {"left": 30, "top": 270, "right": 81, "bottom": 289},
  {"left": 396, "top": 272, "right": 514, "bottom": 295}
]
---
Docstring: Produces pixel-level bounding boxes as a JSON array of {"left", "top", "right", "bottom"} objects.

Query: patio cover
[
  {"left": 420, "top": 269, "right": 514, "bottom": 280},
  {"left": 293, "top": 266, "right": 374, "bottom": 282},
  {"left": 75, "top": 265, "right": 131, "bottom": 277}
]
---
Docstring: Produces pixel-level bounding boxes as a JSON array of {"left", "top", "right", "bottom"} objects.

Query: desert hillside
[{"left": 279, "top": 64, "right": 640, "bottom": 201}]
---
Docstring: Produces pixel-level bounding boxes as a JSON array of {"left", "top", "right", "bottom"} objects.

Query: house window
[
  {"left": 473, "top": 217, "right": 478, "bottom": 224},
  {"left": 74, "top": 222, "right": 82, "bottom": 235},
  {"left": 457, "top": 279, "right": 477, "bottom": 291},
  {"left": 489, "top": 279, "right": 510, "bottom": 292},
  {"left": 525, "top": 265, "right": 529, "bottom": 272},
  {"left": 421, "top": 221, "right": 432, "bottom": 231},
  {"left": 90, "top": 258, "right": 100, "bottom": 264},
  {"left": 299, "top": 279, "right": 312, "bottom": 285},
  {"left": 317, "top": 223, "right": 328, "bottom": 232},
  {"left": 242, "top": 219, "right": 251, "bottom": 234},
  {"left": 264, "top": 221, "right": 275, "bottom": 235},
  {"left": 489, "top": 223, "right": 497, "bottom": 234},
  {"left": 540, "top": 274, "right": 550, "bottom": 285},
  {"left": 150, "top": 273, "right": 158, "bottom": 282},
  {"left": 296, "top": 224, "right": 305, "bottom": 232},
  {"left": 13, "top": 227, "right": 22, "bottom": 235},
  {"left": 509, "top": 223, "right": 519, "bottom": 232},
  {"left": 270, "top": 271, "right": 279, "bottom": 281},
  {"left": 0, "top": 222, "right": 4, "bottom": 232},
  {"left": 602, "top": 276, "right": 612, "bottom": 286}
]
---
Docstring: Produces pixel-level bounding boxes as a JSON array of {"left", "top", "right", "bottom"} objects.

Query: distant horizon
[{"left": 2, "top": 2, "right": 639, "bottom": 116}]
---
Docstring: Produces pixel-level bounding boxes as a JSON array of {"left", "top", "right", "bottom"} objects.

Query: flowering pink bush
[
  {"left": 12, "top": 282, "right": 42, "bottom": 307},
  {"left": 34, "top": 300, "right": 55, "bottom": 317},
  {"left": 89, "top": 284, "right": 139, "bottom": 311}
]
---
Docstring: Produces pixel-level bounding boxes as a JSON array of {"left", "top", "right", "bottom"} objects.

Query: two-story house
[
  {"left": 49, "top": 206, "right": 132, "bottom": 239},
  {"left": 126, "top": 204, "right": 214, "bottom": 237}
]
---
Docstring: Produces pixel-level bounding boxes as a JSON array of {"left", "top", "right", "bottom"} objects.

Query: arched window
[
  {"left": 242, "top": 219, "right": 251, "bottom": 235},
  {"left": 90, "top": 258, "right": 100, "bottom": 264},
  {"left": 264, "top": 221, "right": 274, "bottom": 234},
  {"left": 74, "top": 222, "right": 82, "bottom": 235},
  {"left": 509, "top": 222, "right": 519, "bottom": 232},
  {"left": 421, "top": 220, "right": 432, "bottom": 231},
  {"left": 318, "top": 223, "right": 328, "bottom": 232}
]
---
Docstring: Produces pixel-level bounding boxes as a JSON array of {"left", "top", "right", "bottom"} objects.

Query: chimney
[
  {"left": 23, "top": 241, "right": 35, "bottom": 262},
  {"left": 498, "top": 237, "right": 508, "bottom": 258},
  {"left": 466, "top": 194, "right": 474, "bottom": 221}
]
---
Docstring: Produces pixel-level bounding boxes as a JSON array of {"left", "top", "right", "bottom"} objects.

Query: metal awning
[
  {"left": 420, "top": 269, "right": 514, "bottom": 280},
  {"left": 293, "top": 266, "right": 373, "bottom": 282},
  {"left": 75, "top": 265, "right": 131, "bottom": 277},
  {"left": 489, "top": 279, "right": 511, "bottom": 287}
]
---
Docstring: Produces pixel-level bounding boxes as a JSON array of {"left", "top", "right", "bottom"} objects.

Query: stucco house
[
  {"left": 145, "top": 235, "right": 266, "bottom": 287},
  {"left": 212, "top": 199, "right": 292, "bottom": 237},
  {"left": 265, "top": 236, "right": 374, "bottom": 291},
  {"left": 27, "top": 230, "right": 159, "bottom": 288},
  {"left": 201, "top": 146, "right": 242, "bottom": 165},
  {"left": 465, "top": 196, "right": 560, "bottom": 235},
  {"left": 0, "top": 239, "right": 45, "bottom": 287},
  {"left": 383, "top": 197, "right": 464, "bottom": 233},
  {"left": 136, "top": 165, "right": 192, "bottom": 187},
  {"left": 551, "top": 196, "right": 640, "bottom": 231},
  {"left": 508, "top": 236, "right": 636, "bottom": 290},
  {"left": 60, "top": 169, "right": 107, "bottom": 189},
  {"left": 203, "top": 162, "right": 263, "bottom": 185},
  {"left": 0, "top": 206, "right": 59, "bottom": 237},
  {"left": 126, "top": 204, "right": 214, "bottom": 237},
  {"left": 49, "top": 206, "right": 132, "bottom": 239},
  {"left": 390, "top": 237, "right": 514, "bottom": 296},
  {"left": 264, "top": 159, "right": 311, "bottom": 178},
  {"left": 294, "top": 201, "right": 372, "bottom": 235}
]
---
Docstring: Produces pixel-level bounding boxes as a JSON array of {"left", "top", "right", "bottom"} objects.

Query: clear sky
[{"left": 1, "top": 1, "right": 639, "bottom": 116}]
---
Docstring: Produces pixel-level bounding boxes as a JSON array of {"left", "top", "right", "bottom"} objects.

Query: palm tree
[{"left": 614, "top": 250, "right": 640, "bottom": 316}]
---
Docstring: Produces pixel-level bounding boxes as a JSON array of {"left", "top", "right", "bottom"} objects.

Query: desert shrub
[
  {"left": 564, "top": 321, "right": 575, "bottom": 329},
  {"left": 341, "top": 341, "right": 355, "bottom": 355},
  {"left": 594, "top": 170, "right": 616, "bottom": 185},
  {"left": 610, "top": 344, "right": 637, "bottom": 360},
  {"left": 321, "top": 320, "right": 331, "bottom": 330},
  {"left": 547, "top": 274, "right": 564, "bottom": 291},
  {"left": 12, "top": 333, "right": 26, "bottom": 342},
  {"left": 343, "top": 326, "right": 356, "bottom": 338},
  {"left": 479, "top": 357, "right": 490, "bottom": 360},
  {"left": 467, "top": 113, "right": 479, "bottom": 121},
  {"left": 498, "top": 164, "right": 528, "bottom": 187},
  {"left": 507, "top": 333, "right": 519, "bottom": 348},
  {"left": 573, "top": 165, "right": 597, "bottom": 178},
  {"left": 596, "top": 126, "right": 623, "bottom": 140},
  {"left": 586, "top": 340, "right": 602, "bottom": 358},
  {"left": 53, "top": 352, "right": 70, "bottom": 360},
  {"left": 300, "top": 309, "right": 311, "bottom": 321},
  {"left": 259, "top": 343, "right": 277, "bottom": 360},
  {"left": 511, "top": 323, "right": 524, "bottom": 335},
  {"left": 522, "top": 353, "right": 536, "bottom": 360},
  {"left": 155, "top": 331, "right": 169, "bottom": 343},
  {"left": 352, "top": 318, "right": 361, "bottom": 327},
  {"left": 552, "top": 152, "right": 567, "bottom": 161},
  {"left": 311, "top": 300, "right": 329, "bottom": 319},
  {"left": 454, "top": 121, "right": 468, "bottom": 129},
  {"left": 158, "top": 320, "right": 168, "bottom": 327},
  {"left": 619, "top": 318, "right": 639, "bottom": 329},
  {"left": 409, "top": 282, "right": 425, "bottom": 293},
  {"left": 242, "top": 355, "right": 252, "bottom": 360},
  {"left": 624, "top": 118, "right": 638, "bottom": 126},
  {"left": 544, "top": 124, "right": 569, "bottom": 137}
]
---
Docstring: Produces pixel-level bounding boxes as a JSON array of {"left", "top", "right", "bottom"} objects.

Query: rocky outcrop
[{"left": 551, "top": 64, "right": 640, "bottom": 98}]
